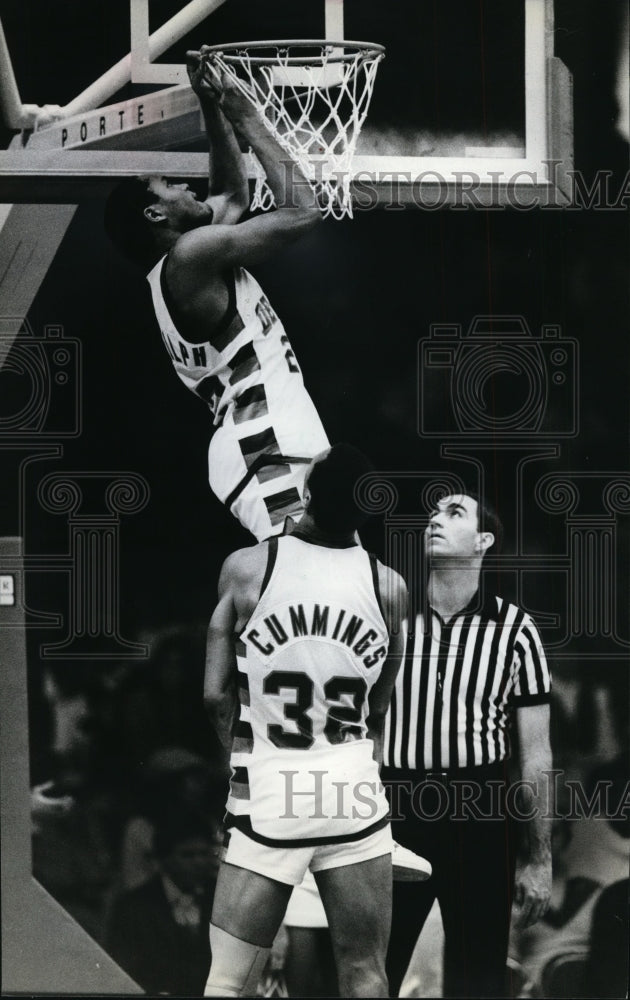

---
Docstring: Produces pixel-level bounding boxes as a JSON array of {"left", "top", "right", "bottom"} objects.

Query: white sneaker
[{"left": 391, "top": 841, "right": 432, "bottom": 882}]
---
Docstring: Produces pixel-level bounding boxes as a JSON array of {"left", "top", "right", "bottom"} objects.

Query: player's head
[
  {"left": 304, "top": 443, "right": 375, "bottom": 536},
  {"left": 425, "top": 491, "right": 503, "bottom": 563},
  {"left": 104, "top": 175, "right": 213, "bottom": 265}
]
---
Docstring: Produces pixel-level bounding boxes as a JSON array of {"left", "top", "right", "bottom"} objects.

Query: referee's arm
[{"left": 513, "top": 702, "right": 553, "bottom": 927}]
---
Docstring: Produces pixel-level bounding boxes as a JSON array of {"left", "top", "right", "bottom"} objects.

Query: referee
[{"left": 383, "top": 492, "right": 553, "bottom": 998}]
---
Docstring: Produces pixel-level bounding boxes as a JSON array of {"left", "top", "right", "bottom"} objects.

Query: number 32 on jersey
[{"left": 263, "top": 670, "right": 368, "bottom": 749}]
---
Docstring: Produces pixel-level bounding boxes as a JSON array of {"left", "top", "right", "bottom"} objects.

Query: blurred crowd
[
  {"left": 30, "top": 626, "right": 227, "bottom": 995},
  {"left": 29, "top": 628, "right": 628, "bottom": 998},
  {"left": 510, "top": 664, "right": 629, "bottom": 1000}
]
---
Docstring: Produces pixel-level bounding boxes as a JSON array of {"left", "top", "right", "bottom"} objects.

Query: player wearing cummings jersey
[
  {"left": 104, "top": 49, "right": 328, "bottom": 541},
  {"left": 203, "top": 445, "right": 408, "bottom": 998}
]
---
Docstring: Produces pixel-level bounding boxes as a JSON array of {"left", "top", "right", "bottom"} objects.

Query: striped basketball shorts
[{"left": 208, "top": 374, "right": 329, "bottom": 541}]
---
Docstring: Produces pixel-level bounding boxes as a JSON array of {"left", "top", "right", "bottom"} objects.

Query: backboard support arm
[{"left": 0, "top": 0, "right": 228, "bottom": 131}]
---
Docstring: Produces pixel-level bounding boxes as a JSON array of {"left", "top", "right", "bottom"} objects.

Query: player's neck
[
  {"left": 427, "top": 565, "right": 481, "bottom": 622},
  {"left": 288, "top": 514, "right": 357, "bottom": 548},
  {"left": 153, "top": 227, "right": 180, "bottom": 255}
]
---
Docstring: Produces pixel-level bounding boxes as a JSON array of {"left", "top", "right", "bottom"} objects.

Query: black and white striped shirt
[{"left": 384, "top": 592, "right": 551, "bottom": 770}]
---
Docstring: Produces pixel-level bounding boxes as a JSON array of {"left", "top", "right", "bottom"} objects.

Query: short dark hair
[
  {"left": 467, "top": 491, "right": 504, "bottom": 552},
  {"left": 103, "top": 177, "right": 157, "bottom": 266},
  {"left": 307, "top": 443, "right": 375, "bottom": 534}
]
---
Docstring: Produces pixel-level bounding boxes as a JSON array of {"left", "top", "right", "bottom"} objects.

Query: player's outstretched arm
[
  {"left": 187, "top": 49, "right": 249, "bottom": 225},
  {"left": 366, "top": 566, "right": 409, "bottom": 766},
  {"left": 170, "top": 70, "right": 321, "bottom": 273},
  {"left": 204, "top": 554, "right": 241, "bottom": 752},
  {"left": 215, "top": 72, "right": 320, "bottom": 216}
]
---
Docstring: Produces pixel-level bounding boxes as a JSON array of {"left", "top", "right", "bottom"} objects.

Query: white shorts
[
  {"left": 224, "top": 824, "right": 393, "bottom": 887},
  {"left": 208, "top": 376, "right": 329, "bottom": 541},
  {"left": 284, "top": 870, "right": 328, "bottom": 928}
]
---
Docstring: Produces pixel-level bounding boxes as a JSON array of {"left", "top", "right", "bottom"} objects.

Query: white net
[{"left": 202, "top": 41, "right": 385, "bottom": 220}]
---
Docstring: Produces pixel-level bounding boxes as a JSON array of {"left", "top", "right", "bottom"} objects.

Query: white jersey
[
  {"left": 227, "top": 533, "right": 391, "bottom": 845},
  {"left": 146, "top": 257, "right": 303, "bottom": 428},
  {"left": 146, "top": 256, "right": 329, "bottom": 540}
]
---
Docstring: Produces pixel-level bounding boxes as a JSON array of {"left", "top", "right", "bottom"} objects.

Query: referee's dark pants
[{"left": 383, "top": 761, "right": 516, "bottom": 999}]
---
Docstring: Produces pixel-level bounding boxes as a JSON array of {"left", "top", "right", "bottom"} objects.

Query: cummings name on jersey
[{"left": 244, "top": 601, "right": 388, "bottom": 669}]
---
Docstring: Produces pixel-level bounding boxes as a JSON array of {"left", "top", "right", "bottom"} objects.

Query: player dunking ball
[
  {"left": 104, "top": 49, "right": 328, "bottom": 540},
  {"left": 203, "top": 445, "right": 409, "bottom": 998}
]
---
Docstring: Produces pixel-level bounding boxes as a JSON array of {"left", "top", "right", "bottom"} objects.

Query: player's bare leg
[
  {"left": 204, "top": 861, "right": 293, "bottom": 997},
  {"left": 314, "top": 854, "right": 392, "bottom": 998}
]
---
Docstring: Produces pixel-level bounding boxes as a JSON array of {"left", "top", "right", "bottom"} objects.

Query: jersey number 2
[{"left": 263, "top": 671, "right": 367, "bottom": 749}]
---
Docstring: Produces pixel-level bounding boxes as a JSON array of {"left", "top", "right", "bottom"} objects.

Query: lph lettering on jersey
[
  {"left": 162, "top": 332, "right": 208, "bottom": 369},
  {"left": 245, "top": 601, "right": 388, "bottom": 669},
  {"left": 255, "top": 295, "right": 278, "bottom": 335}
]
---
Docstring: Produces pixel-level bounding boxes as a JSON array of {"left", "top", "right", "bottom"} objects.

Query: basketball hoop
[{"left": 202, "top": 40, "right": 385, "bottom": 220}]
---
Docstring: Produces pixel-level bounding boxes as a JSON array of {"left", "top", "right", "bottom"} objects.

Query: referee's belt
[{"left": 382, "top": 760, "right": 509, "bottom": 786}]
